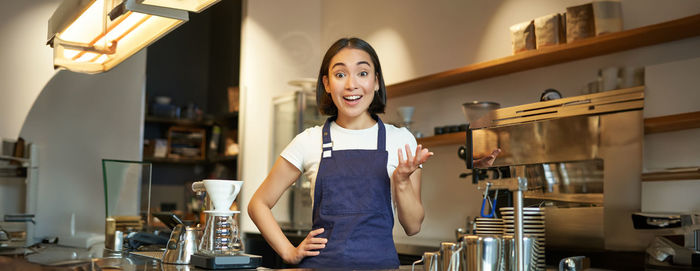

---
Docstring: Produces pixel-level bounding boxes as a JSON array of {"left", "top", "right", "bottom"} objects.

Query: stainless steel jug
[
  {"left": 502, "top": 235, "right": 537, "bottom": 271},
  {"left": 412, "top": 251, "right": 441, "bottom": 271},
  {"left": 162, "top": 224, "right": 201, "bottom": 264},
  {"left": 462, "top": 235, "right": 502, "bottom": 271},
  {"left": 440, "top": 242, "right": 462, "bottom": 271}
]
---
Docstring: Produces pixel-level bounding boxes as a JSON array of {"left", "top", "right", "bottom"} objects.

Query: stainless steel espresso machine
[{"left": 463, "top": 86, "right": 651, "bottom": 269}]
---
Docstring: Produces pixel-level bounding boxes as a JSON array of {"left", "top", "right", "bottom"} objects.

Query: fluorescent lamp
[
  {"left": 48, "top": 0, "right": 188, "bottom": 74},
  {"left": 139, "top": 0, "right": 221, "bottom": 13}
]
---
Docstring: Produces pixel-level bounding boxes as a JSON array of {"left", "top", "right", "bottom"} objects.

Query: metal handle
[
  {"left": 411, "top": 256, "right": 424, "bottom": 271},
  {"left": 466, "top": 129, "right": 473, "bottom": 170},
  {"left": 480, "top": 183, "right": 497, "bottom": 218},
  {"left": 192, "top": 181, "right": 205, "bottom": 192},
  {"left": 446, "top": 246, "right": 462, "bottom": 271}
]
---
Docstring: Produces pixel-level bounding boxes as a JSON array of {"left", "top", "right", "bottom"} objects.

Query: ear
[
  {"left": 323, "top": 75, "right": 330, "bottom": 93},
  {"left": 374, "top": 73, "right": 379, "bottom": 91}
]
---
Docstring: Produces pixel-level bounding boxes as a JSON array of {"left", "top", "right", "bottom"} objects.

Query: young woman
[{"left": 248, "top": 37, "right": 499, "bottom": 269}]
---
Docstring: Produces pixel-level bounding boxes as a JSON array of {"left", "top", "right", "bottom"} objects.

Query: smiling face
[{"left": 322, "top": 48, "right": 379, "bottom": 126}]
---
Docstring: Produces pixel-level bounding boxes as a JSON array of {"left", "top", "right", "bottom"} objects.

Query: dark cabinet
[{"left": 141, "top": 0, "right": 242, "bottom": 224}]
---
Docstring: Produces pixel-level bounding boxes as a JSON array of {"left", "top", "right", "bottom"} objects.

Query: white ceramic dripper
[{"left": 202, "top": 179, "right": 243, "bottom": 212}]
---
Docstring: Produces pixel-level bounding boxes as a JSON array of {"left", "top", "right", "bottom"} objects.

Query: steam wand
[{"left": 478, "top": 177, "right": 528, "bottom": 271}]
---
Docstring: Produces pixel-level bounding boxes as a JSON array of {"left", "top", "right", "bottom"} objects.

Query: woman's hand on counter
[{"left": 282, "top": 228, "right": 327, "bottom": 264}]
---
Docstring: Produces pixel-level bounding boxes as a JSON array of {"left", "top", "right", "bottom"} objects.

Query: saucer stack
[
  {"left": 473, "top": 217, "right": 504, "bottom": 235},
  {"left": 500, "top": 207, "right": 546, "bottom": 271}
]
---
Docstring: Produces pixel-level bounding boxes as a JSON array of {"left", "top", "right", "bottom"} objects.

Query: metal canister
[{"left": 104, "top": 217, "right": 123, "bottom": 251}]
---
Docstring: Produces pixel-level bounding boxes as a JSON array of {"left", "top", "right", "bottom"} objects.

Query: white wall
[
  {"left": 644, "top": 57, "right": 700, "bottom": 171},
  {"left": 239, "top": 0, "right": 700, "bottom": 249},
  {"left": 640, "top": 57, "right": 700, "bottom": 215},
  {"left": 238, "top": 0, "right": 321, "bottom": 233},
  {"left": 1, "top": 0, "right": 146, "bottom": 242},
  {"left": 19, "top": 51, "right": 146, "bottom": 239},
  {"left": 0, "top": 0, "right": 61, "bottom": 140}
]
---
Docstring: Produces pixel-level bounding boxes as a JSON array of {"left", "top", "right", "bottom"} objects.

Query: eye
[
  {"left": 334, "top": 72, "right": 346, "bottom": 78},
  {"left": 359, "top": 71, "right": 368, "bottom": 77}
]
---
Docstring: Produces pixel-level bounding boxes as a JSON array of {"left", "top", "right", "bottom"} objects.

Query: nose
[{"left": 344, "top": 75, "right": 357, "bottom": 90}]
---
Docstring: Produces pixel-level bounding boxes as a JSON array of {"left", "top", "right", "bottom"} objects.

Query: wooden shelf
[
  {"left": 0, "top": 165, "right": 27, "bottom": 178},
  {"left": 143, "top": 155, "right": 238, "bottom": 164},
  {"left": 642, "top": 167, "right": 700, "bottom": 182},
  {"left": 145, "top": 116, "right": 214, "bottom": 127},
  {"left": 216, "top": 112, "right": 239, "bottom": 120},
  {"left": 143, "top": 157, "right": 208, "bottom": 164},
  {"left": 523, "top": 191, "right": 603, "bottom": 205},
  {"left": 209, "top": 155, "right": 238, "bottom": 163},
  {"left": 0, "top": 155, "right": 28, "bottom": 164},
  {"left": 418, "top": 110, "right": 700, "bottom": 148},
  {"left": 417, "top": 132, "right": 466, "bottom": 148},
  {"left": 386, "top": 13, "right": 700, "bottom": 98},
  {"left": 644, "top": 111, "right": 700, "bottom": 134}
]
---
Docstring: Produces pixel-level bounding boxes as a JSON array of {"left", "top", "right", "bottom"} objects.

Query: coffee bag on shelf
[
  {"left": 510, "top": 20, "right": 536, "bottom": 54},
  {"left": 566, "top": 3, "right": 596, "bottom": 42},
  {"left": 535, "top": 13, "right": 564, "bottom": 48}
]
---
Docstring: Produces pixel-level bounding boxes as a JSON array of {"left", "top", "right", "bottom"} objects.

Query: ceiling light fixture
[
  {"left": 138, "top": 0, "right": 221, "bottom": 13},
  {"left": 47, "top": 0, "right": 218, "bottom": 74}
]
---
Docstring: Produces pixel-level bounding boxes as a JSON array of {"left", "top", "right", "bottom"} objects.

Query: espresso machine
[
  {"left": 189, "top": 179, "right": 261, "bottom": 269},
  {"left": 462, "top": 86, "right": 649, "bottom": 269}
]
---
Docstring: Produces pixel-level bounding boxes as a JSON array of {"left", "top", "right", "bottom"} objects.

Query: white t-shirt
[{"left": 280, "top": 120, "right": 418, "bottom": 202}]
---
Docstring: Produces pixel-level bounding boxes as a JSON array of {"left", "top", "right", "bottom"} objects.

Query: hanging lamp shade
[
  {"left": 138, "top": 0, "right": 221, "bottom": 12},
  {"left": 47, "top": 0, "right": 189, "bottom": 74}
]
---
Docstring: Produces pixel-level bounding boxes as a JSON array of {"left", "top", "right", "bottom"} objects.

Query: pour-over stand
[{"left": 190, "top": 179, "right": 261, "bottom": 269}]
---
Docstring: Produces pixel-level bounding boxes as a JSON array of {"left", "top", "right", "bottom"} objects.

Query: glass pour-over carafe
[
  {"left": 199, "top": 211, "right": 242, "bottom": 255},
  {"left": 196, "top": 179, "right": 244, "bottom": 255}
]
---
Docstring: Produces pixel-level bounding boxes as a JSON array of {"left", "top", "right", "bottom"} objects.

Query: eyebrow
[{"left": 330, "top": 61, "right": 372, "bottom": 69}]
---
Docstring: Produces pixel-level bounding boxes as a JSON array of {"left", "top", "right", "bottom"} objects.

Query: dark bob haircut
[{"left": 316, "top": 37, "right": 387, "bottom": 116}]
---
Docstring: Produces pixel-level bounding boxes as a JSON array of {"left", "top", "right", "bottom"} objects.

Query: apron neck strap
[
  {"left": 376, "top": 116, "right": 386, "bottom": 151},
  {"left": 321, "top": 115, "right": 386, "bottom": 151}
]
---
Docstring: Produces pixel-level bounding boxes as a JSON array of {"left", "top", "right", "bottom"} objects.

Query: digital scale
[{"left": 191, "top": 253, "right": 262, "bottom": 269}]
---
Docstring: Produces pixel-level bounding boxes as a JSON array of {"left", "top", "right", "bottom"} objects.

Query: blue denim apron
[{"left": 298, "top": 116, "right": 399, "bottom": 269}]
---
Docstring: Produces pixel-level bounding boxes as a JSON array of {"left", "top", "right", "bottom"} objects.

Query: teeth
[{"left": 344, "top": 95, "right": 361, "bottom": 101}]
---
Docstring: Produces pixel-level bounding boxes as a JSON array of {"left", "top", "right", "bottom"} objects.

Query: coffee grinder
[{"left": 190, "top": 179, "right": 262, "bottom": 269}]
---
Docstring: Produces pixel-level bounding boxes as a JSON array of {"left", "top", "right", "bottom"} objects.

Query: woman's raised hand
[
  {"left": 473, "top": 148, "right": 501, "bottom": 168},
  {"left": 283, "top": 228, "right": 327, "bottom": 264},
  {"left": 395, "top": 144, "right": 434, "bottom": 182}
]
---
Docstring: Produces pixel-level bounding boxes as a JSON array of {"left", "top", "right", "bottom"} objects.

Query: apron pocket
[{"left": 320, "top": 175, "right": 388, "bottom": 215}]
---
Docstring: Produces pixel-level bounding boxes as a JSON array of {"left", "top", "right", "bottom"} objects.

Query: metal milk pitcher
[
  {"left": 412, "top": 251, "right": 440, "bottom": 271},
  {"left": 462, "top": 235, "right": 502, "bottom": 271},
  {"left": 440, "top": 242, "right": 463, "bottom": 271}
]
